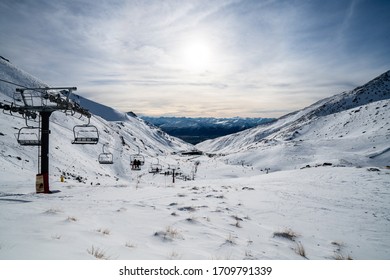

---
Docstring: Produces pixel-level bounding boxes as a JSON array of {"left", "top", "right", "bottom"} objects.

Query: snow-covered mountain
[
  {"left": 0, "top": 59, "right": 192, "bottom": 187},
  {"left": 72, "top": 94, "right": 128, "bottom": 122},
  {"left": 140, "top": 116, "right": 274, "bottom": 129},
  {"left": 140, "top": 116, "right": 275, "bottom": 144},
  {"left": 197, "top": 71, "right": 390, "bottom": 171}
]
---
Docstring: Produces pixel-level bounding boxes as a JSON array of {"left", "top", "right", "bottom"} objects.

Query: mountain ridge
[
  {"left": 197, "top": 70, "right": 390, "bottom": 154},
  {"left": 140, "top": 116, "right": 275, "bottom": 144}
]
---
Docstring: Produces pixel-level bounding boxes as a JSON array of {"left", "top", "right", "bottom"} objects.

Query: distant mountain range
[{"left": 138, "top": 116, "right": 275, "bottom": 144}]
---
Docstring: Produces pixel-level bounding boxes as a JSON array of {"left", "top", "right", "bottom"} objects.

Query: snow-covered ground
[
  {"left": 0, "top": 59, "right": 389, "bottom": 260},
  {"left": 0, "top": 159, "right": 389, "bottom": 260}
]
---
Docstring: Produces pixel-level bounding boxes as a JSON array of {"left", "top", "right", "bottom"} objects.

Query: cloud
[{"left": 1, "top": 0, "right": 389, "bottom": 118}]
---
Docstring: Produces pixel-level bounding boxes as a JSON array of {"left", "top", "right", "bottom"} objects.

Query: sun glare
[{"left": 180, "top": 39, "right": 212, "bottom": 73}]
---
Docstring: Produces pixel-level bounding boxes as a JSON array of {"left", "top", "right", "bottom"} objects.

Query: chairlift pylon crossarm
[{"left": 14, "top": 87, "right": 91, "bottom": 119}]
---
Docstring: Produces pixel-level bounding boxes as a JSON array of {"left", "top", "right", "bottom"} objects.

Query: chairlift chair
[
  {"left": 98, "top": 153, "right": 113, "bottom": 164},
  {"left": 149, "top": 158, "right": 162, "bottom": 174},
  {"left": 130, "top": 146, "right": 145, "bottom": 170},
  {"left": 130, "top": 154, "right": 145, "bottom": 170},
  {"left": 98, "top": 144, "right": 113, "bottom": 164},
  {"left": 164, "top": 164, "right": 180, "bottom": 175},
  {"left": 16, "top": 126, "right": 41, "bottom": 146},
  {"left": 72, "top": 119, "right": 99, "bottom": 144}
]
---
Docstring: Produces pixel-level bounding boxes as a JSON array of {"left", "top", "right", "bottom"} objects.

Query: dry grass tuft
[
  {"left": 154, "top": 226, "right": 182, "bottom": 241},
  {"left": 295, "top": 241, "right": 308, "bottom": 259},
  {"left": 331, "top": 241, "right": 342, "bottom": 247},
  {"left": 273, "top": 229, "right": 297, "bottom": 241},
  {"left": 125, "top": 242, "right": 136, "bottom": 248},
  {"left": 333, "top": 252, "right": 353, "bottom": 260},
  {"left": 97, "top": 228, "right": 111, "bottom": 235},
  {"left": 186, "top": 216, "right": 197, "bottom": 223},
  {"left": 66, "top": 216, "right": 77, "bottom": 222},
  {"left": 178, "top": 206, "right": 196, "bottom": 212},
  {"left": 168, "top": 250, "right": 181, "bottom": 260},
  {"left": 234, "top": 220, "right": 242, "bottom": 228},
  {"left": 43, "top": 208, "right": 62, "bottom": 215},
  {"left": 87, "top": 246, "right": 110, "bottom": 260},
  {"left": 224, "top": 234, "right": 236, "bottom": 245},
  {"left": 231, "top": 215, "right": 243, "bottom": 221},
  {"left": 51, "top": 234, "right": 61, "bottom": 240},
  {"left": 331, "top": 241, "right": 352, "bottom": 259},
  {"left": 166, "top": 226, "right": 180, "bottom": 238},
  {"left": 244, "top": 250, "right": 254, "bottom": 259}
]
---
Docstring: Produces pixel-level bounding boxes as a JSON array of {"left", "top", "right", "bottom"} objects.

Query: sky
[{"left": 0, "top": 0, "right": 389, "bottom": 118}]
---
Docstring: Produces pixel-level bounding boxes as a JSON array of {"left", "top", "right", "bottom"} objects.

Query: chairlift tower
[{"left": 2, "top": 86, "right": 94, "bottom": 193}]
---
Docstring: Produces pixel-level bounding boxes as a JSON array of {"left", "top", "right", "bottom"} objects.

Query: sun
[{"left": 180, "top": 39, "right": 213, "bottom": 73}]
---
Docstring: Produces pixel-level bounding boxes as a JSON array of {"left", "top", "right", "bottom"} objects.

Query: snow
[
  {"left": 1, "top": 162, "right": 389, "bottom": 260},
  {"left": 0, "top": 59, "right": 389, "bottom": 260}
]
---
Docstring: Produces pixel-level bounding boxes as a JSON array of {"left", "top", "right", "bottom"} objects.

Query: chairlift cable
[
  {"left": 0, "top": 78, "right": 49, "bottom": 95},
  {"left": 0, "top": 78, "right": 27, "bottom": 88}
]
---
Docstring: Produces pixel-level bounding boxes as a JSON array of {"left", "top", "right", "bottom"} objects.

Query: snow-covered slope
[
  {"left": 0, "top": 57, "right": 47, "bottom": 100},
  {"left": 72, "top": 94, "right": 128, "bottom": 122},
  {"left": 0, "top": 59, "right": 193, "bottom": 187},
  {"left": 197, "top": 71, "right": 390, "bottom": 170}
]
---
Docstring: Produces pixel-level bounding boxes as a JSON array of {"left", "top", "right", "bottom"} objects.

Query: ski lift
[
  {"left": 130, "top": 147, "right": 145, "bottom": 170},
  {"left": 149, "top": 158, "right": 162, "bottom": 174},
  {"left": 16, "top": 126, "right": 41, "bottom": 146},
  {"left": 164, "top": 164, "right": 180, "bottom": 175},
  {"left": 72, "top": 118, "right": 99, "bottom": 144},
  {"left": 98, "top": 143, "right": 113, "bottom": 164}
]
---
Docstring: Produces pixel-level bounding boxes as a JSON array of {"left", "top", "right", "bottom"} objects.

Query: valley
[{"left": 0, "top": 59, "right": 389, "bottom": 260}]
